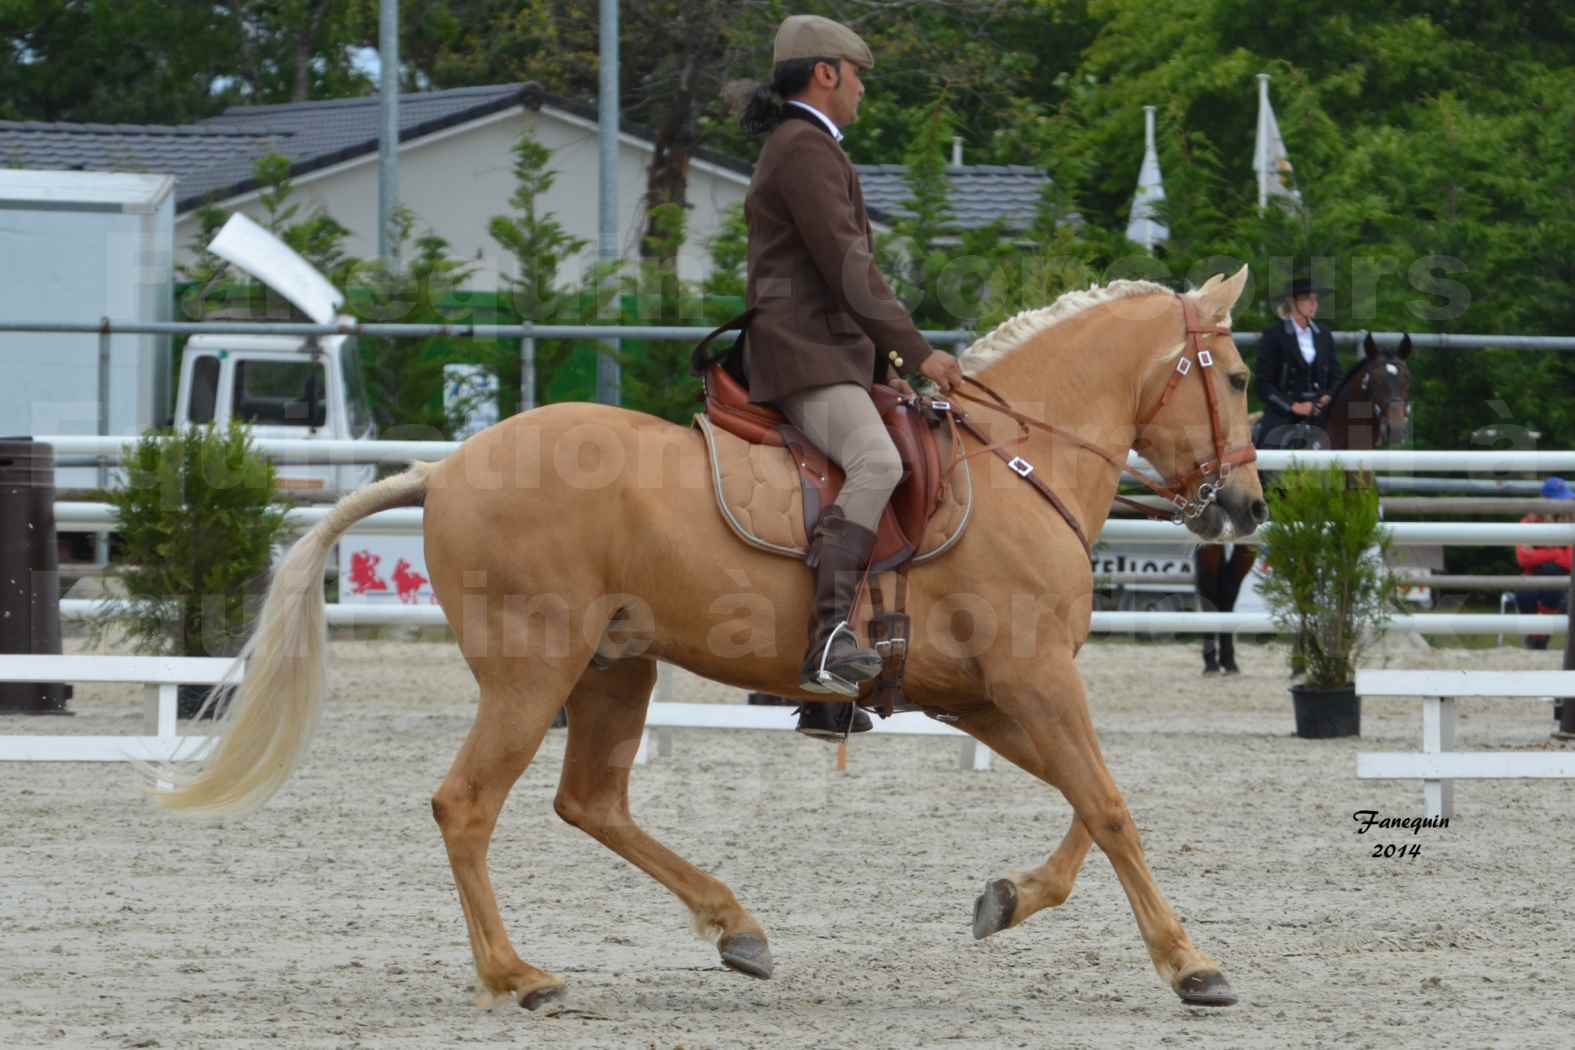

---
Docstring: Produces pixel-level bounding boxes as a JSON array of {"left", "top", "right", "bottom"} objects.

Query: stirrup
[{"left": 801, "top": 621, "right": 874, "bottom": 697}]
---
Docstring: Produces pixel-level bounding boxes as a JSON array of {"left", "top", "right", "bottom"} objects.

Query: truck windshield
[
  {"left": 340, "top": 339, "right": 373, "bottom": 436},
  {"left": 233, "top": 359, "right": 327, "bottom": 428}
]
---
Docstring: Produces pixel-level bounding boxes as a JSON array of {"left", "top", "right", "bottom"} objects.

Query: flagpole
[
  {"left": 1126, "top": 105, "right": 1168, "bottom": 252},
  {"left": 1141, "top": 105, "right": 1157, "bottom": 251},
  {"left": 1256, "top": 74, "right": 1271, "bottom": 213}
]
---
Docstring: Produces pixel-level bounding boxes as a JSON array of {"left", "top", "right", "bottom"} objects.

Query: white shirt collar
[{"left": 787, "top": 100, "right": 843, "bottom": 142}]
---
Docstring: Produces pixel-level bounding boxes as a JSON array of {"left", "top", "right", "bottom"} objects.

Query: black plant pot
[{"left": 1290, "top": 683, "right": 1360, "bottom": 738}]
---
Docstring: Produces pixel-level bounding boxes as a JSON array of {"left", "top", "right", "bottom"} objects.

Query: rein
[{"left": 933, "top": 294, "right": 1257, "bottom": 551}]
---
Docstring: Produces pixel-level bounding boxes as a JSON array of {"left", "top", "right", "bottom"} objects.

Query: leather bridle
[
  {"left": 1127, "top": 294, "right": 1258, "bottom": 518},
  {"left": 935, "top": 293, "right": 1257, "bottom": 553},
  {"left": 1339, "top": 355, "right": 1411, "bottom": 450}
]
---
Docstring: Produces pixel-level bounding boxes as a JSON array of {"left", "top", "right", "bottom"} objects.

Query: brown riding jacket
[{"left": 743, "top": 108, "right": 934, "bottom": 404}]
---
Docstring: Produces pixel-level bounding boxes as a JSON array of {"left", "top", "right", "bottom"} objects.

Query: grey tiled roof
[
  {"left": 1, "top": 87, "right": 1048, "bottom": 234},
  {"left": 854, "top": 164, "right": 1048, "bottom": 234},
  {"left": 0, "top": 121, "right": 287, "bottom": 209},
  {"left": 0, "top": 85, "right": 545, "bottom": 212},
  {"left": 195, "top": 84, "right": 535, "bottom": 192}
]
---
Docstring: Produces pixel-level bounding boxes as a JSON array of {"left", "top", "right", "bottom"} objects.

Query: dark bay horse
[
  {"left": 1194, "top": 333, "right": 1413, "bottom": 672},
  {"left": 144, "top": 271, "right": 1267, "bottom": 1010}
]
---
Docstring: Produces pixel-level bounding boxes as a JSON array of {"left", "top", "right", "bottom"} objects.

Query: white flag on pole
[
  {"left": 1126, "top": 105, "right": 1169, "bottom": 251},
  {"left": 1253, "top": 74, "right": 1301, "bottom": 211}
]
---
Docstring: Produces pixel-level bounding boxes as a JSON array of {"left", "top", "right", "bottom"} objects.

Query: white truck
[{"left": 2, "top": 170, "right": 375, "bottom": 501}]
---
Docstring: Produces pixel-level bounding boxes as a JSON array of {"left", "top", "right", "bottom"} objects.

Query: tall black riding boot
[{"left": 795, "top": 506, "right": 880, "bottom": 738}]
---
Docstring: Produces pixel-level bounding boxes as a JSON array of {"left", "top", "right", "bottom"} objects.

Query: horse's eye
[{"left": 1229, "top": 373, "right": 1248, "bottom": 392}]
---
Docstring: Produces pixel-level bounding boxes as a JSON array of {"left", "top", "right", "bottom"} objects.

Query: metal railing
[
  {"left": 7, "top": 317, "right": 1575, "bottom": 351},
  {"left": 36, "top": 435, "right": 1575, "bottom": 477}
]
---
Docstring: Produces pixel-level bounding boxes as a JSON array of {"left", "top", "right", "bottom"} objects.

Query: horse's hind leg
[
  {"left": 949, "top": 706, "right": 1093, "bottom": 939},
  {"left": 554, "top": 659, "right": 773, "bottom": 978},
  {"left": 431, "top": 665, "right": 576, "bottom": 1009}
]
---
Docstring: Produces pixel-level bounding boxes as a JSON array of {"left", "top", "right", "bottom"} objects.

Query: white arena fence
[
  {"left": 52, "top": 463, "right": 1575, "bottom": 638},
  {"left": 54, "top": 599, "right": 1569, "bottom": 638},
  {"left": 0, "top": 654, "right": 227, "bottom": 764},
  {"left": 638, "top": 665, "right": 993, "bottom": 770},
  {"left": 36, "top": 435, "right": 1575, "bottom": 476},
  {"left": 1356, "top": 669, "right": 1575, "bottom": 819}
]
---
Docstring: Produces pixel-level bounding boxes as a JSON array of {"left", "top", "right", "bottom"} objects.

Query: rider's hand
[
  {"left": 885, "top": 376, "right": 916, "bottom": 399},
  {"left": 1291, "top": 401, "right": 1314, "bottom": 417},
  {"left": 1316, "top": 394, "right": 1332, "bottom": 408},
  {"left": 919, "top": 352, "right": 963, "bottom": 395}
]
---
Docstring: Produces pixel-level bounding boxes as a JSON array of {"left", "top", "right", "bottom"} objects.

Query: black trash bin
[{"left": 0, "top": 438, "right": 71, "bottom": 713}]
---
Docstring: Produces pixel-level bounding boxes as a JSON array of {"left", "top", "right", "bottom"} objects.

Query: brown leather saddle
[
  {"left": 690, "top": 309, "right": 949, "bottom": 573},
  {"left": 690, "top": 310, "right": 967, "bottom": 714}
]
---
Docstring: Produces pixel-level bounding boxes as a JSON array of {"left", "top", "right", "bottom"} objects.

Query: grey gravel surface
[{"left": 3, "top": 635, "right": 1573, "bottom": 1049}]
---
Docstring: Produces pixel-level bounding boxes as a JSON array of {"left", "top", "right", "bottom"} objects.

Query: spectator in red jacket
[{"left": 1515, "top": 476, "right": 1574, "bottom": 649}]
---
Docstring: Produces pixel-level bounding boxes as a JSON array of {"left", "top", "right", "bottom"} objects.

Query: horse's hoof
[
  {"left": 519, "top": 984, "right": 565, "bottom": 1011},
  {"left": 1201, "top": 666, "right": 1220, "bottom": 676},
  {"left": 972, "top": 878, "right": 1018, "bottom": 940},
  {"left": 719, "top": 933, "right": 773, "bottom": 979},
  {"left": 1176, "top": 970, "right": 1237, "bottom": 1007}
]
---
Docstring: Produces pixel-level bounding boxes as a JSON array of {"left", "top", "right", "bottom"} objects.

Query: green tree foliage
[
  {"left": 351, "top": 208, "right": 480, "bottom": 439},
  {"left": 102, "top": 423, "right": 291, "bottom": 659},
  {"left": 1257, "top": 465, "right": 1400, "bottom": 687},
  {"left": 252, "top": 154, "right": 358, "bottom": 287},
  {"left": 618, "top": 202, "right": 706, "bottom": 422},
  {"left": 0, "top": 0, "right": 242, "bottom": 122},
  {"left": 0, "top": 0, "right": 372, "bottom": 122},
  {"left": 488, "top": 129, "right": 589, "bottom": 411}
]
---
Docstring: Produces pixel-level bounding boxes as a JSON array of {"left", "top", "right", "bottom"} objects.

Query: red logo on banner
[
  {"left": 348, "top": 550, "right": 389, "bottom": 594},
  {"left": 392, "top": 558, "right": 430, "bottom": 603}
]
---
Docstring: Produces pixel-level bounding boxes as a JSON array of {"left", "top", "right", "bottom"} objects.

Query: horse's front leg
[
  {"left": 987, "top": 657, "right": 1236, "bottom": 1007},
  {"left": 946, "top": 706, "right": 1093, "bottom": 939}
]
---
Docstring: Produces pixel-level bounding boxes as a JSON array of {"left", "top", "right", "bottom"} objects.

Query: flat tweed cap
[{"left": 773, "top": 15, "right": 874, "bottom": 70}]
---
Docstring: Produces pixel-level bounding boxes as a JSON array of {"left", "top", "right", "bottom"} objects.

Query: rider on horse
[
  {"left": 1252, "top": 276, "right": 1343, "bottom": 451},
  {"left": 739, "top": 15, "right": 963, "bottom": 738}
]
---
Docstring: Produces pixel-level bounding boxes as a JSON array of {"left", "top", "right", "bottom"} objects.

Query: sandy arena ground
[{"left": 4, "top": 632, "right": 1575, "bottom": 1049}]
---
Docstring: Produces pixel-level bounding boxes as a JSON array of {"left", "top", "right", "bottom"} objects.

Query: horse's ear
[
  {"left": 1197, "top": 264, "right": 1249, "bottom": 321},
  {"left": 1398, "top": 333, "right": 1413, "bottom": 360},
  {"left": 1364, "top": 332, "right": 1379, "bottom": 360}
]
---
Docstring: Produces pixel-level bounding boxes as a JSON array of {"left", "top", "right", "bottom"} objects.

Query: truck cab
[{"left": 176, "top": 214, "right": 376, "bottom": 496}]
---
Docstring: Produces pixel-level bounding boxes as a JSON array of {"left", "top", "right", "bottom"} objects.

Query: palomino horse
[
  {"left": 1194, "top": 333, "right": 1413, "bottom": 672},
  {"left": 149, "top": 269, "right": 1266, "bottom": 1009}
]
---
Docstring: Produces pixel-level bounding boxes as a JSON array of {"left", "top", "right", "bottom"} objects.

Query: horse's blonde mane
[{"left": 959, "top": 279, "right": 1178, "bottom": 374}]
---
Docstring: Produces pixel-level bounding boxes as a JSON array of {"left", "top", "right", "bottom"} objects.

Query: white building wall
[{"left": 174, "top": 106, "right": 750, "bottom": 299}]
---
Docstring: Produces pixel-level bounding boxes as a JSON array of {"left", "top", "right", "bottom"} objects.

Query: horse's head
[
  {"left": 1131, "top": 266, "right": 1266, "bottom": 541},
  {"left": 1341, "top": 332, "right": 1413, "bottom": 449}
]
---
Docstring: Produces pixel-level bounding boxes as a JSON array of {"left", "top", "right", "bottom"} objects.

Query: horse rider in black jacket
[{"left": 1253, "top": 276, "right": 1343, "bottom": 450}]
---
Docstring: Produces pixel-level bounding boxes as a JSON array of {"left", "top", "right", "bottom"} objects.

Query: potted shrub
[
  {"left": 97, "top": 423, "right": 293, "bottom": 717},
  {"left": 1257, "top": 464, "right": 1401, "bottom": 738}
]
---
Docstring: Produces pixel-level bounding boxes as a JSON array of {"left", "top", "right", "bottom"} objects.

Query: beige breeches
[{"left": 776, "top": 382, "right": 902, "bottom": 532}]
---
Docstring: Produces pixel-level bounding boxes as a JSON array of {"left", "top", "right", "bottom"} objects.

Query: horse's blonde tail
[{"left": 146, "top": 461, "right": 436, "bottom": 817}]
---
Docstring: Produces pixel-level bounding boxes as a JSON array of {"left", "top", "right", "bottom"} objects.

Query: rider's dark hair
[{"left": 738, "top": 57, "right": 842, "bottom": 136}]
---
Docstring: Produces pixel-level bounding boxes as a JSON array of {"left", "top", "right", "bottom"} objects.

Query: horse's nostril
[{"left": 1250, "top": 499, "right": 1268, "bottom": 525}]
